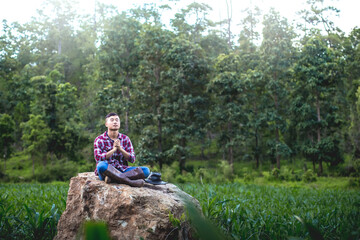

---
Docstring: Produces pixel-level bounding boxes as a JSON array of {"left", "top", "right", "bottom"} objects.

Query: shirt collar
[{"left": 105, "top": 131, "right": 121, "bottom": 141}]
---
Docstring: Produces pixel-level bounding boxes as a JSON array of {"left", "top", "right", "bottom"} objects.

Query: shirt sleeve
[
  {"left": 94, "top": 138, "right": 107, "bottom": 163},
  {"left": 124, "top": 137, "right": 136, "bottom": 163}
]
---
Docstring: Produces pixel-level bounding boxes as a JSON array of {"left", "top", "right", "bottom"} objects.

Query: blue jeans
[{"left": 97, "top": 161, "right": 150, "bottom": 180}]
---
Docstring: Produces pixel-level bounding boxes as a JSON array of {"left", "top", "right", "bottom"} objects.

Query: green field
[
  {"left": 180, "top": 183, "right": 360, "bottom": 239},
  {"left": 1, "top": 182, "right": 359, "bottom": 240},
  {"left": 0, "top": 183, "right": 68, "bottom": 240}
]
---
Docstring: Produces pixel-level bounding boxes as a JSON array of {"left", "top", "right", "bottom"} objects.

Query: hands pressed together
[
  {"left": 105, "top": 138, "right": 130, "bottom": 160},
  {"left": 113, "top": 139, "right": 122, "bottom": 151}
]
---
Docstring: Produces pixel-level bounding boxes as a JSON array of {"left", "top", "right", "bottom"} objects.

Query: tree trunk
[
  {"left": 227, "top": 121, "right": 234, "bottom": 173},
  {"left": 275, "top": 127, "right": 280, "bottom": 169},
  {"left": 157, "top": 107, "right": 163, "bottom": 170},
  {"left": 124, "top": 74, "right": 131, "bottom": 133},
  {"left": 316, "top": 93, "right": 323, "bottom": 175},
  {"left": 206, "top": 131, "right": 211, "bottom": 159},
  {"left": 274, "top": 92, "right": 281, "bottom": 169},
  {"left": 201, "top": 139, "right": 205, "bottom": 160},
  {"left": 254, "top": 102, "right": 259, "bottom": 169},
  {"left": 313, "top": 159, "right": 316, "bottom": 172},
  {"left": 4, "top": 147, "right": 7, "bottom": 171},
  {"left": 154, "top": 66, "right": 163, "bottom": 170},
  {"left": 308, "top": 134, "right": 316, "bottom": 172},
  {"left": 179, "top": 138, "right": 186, "bottom": 173},
  {"left": 255, "top": 128, "right": 259, "bottom": 169},
  {"left": 58, "top": 39, "right": 62, "bottom": 55},
  {"left": 225, "top": 0, "right": 232, "bottom": 47},
  {"left": 125, "top": 111, "right": 129, "bottom": 133},
  {"left": 43, "top": 154, "right": 47, "bottom": 167},
  {"left": 93, "top": 0, "right": 97, "bottom": 31},
  {"left": 32, "top": 155, "right": 35, "bottom": 177}
]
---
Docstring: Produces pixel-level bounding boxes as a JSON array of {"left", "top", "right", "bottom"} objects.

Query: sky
[{"left": 0, "top": 0, "right": 359, "bottom": 34}]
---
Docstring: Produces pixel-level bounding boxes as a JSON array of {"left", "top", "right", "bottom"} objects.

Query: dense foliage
[{"left": 1, "top": 0, "right": 360, "bottom": 181}]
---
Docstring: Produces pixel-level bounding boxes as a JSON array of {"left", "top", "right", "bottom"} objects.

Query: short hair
[{"left": 105, "top": 112, "right": 119, "bottom": 119}]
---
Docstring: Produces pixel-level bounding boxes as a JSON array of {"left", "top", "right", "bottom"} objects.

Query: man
[{"left": 94, "top": 112, "right": 150, "bottom": 187}]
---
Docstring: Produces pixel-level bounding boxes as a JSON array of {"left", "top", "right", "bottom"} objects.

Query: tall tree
[
  {"left": 163, "top": 36, "right": 210, "bottom": 172},
  {"left": 97, "top": 13, "right": 142, "bottom": 133},
  {"left": 208, "top": 53, "right": 247, "bottom": 173},
  {"left": 343, "top": 28, "right": 360, "bottom": 158},
  {"left": 0, "top": 20, "right": 22, "bottom": 114},
  {"left": 0, "top": 114, "right": 15, "bottom": 172},
  {"left": 171, "top": 2, "right": 213, "bottom": 44},
  {"left": 260, "top": 9, "right": 295, "bottom": 169},
  {"left": 23, "top": 0, "right": 89, "bottom": 88},
  {"left": 21, "top": 115, "right": 51, "bottom": 176},
  {"left": 29, "top": 70, "right": 85, "bottom": 162},
  {"left": 238, "top": 6, "right": 261, "bottom": 50},
  {"left": 134, "top": 25, "right": 173, "bottom": 169},
  {"left": 293, "top": 37, "right": 344, "bottom": 174},
  {"left": 297, "top": 0, "right": 340, "bottom": 36},
  {"left": 237, "top": 6, "right": 265, "bottom": 168},
  {"left": 54, "top": 82, "right": 87, "bottom": 161}
]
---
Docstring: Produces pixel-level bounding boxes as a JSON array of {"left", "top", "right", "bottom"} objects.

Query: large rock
[{"left": 55, "top": 172, "right": 199, "bottom": 240}]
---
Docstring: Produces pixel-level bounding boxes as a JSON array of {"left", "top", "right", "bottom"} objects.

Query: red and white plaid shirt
[{"left": 94, "top": 131, "right": 136, "bottom": 175}]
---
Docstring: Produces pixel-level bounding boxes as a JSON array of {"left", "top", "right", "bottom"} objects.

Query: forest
[
  {"left": 0, "top": 0, "right": 360, "bottom": 182},
  {"left": 1, "top": 0, "right": 360, "bottom": 239}
]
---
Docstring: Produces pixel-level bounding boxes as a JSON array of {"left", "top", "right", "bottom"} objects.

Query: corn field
[{"left": 1, "top": 182, "right": 359, "bottom": 239}]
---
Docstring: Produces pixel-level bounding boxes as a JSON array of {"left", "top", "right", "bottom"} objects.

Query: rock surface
[{"left": 54, "top": 172, "right": 199, "bottom": 240}]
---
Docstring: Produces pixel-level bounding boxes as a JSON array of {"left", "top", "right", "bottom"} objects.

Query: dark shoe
[
  {"left": 105, "top": 176, "right": 112, "bottom": 184},
  {"left": 103, "top": 165, "right": 144, "bottom": 187},
  {"left": 123, "top": 167, "right": 146, "bottom": 180},
  {"left": 145, "top": 172, "right": 167, "bottom": 185}
]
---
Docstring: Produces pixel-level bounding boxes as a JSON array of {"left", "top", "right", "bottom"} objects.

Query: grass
[
  {"left": 0, "top": 173, "right": 359, "bottom": 240},
  {"left": 248, "top": 176, "right": 351, "bottom": 189},
  {"left": 0, "top": 182, "right": 68, "bottom": 240},
  {"left": 180, "top": 183, "right": 360, "bottom": 240}
]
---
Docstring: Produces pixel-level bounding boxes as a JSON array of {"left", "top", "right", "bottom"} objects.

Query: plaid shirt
[{"left": 94, "top": 131, "right": 136, "bottom": 175}]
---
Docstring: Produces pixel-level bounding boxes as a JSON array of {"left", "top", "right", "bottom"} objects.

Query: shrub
[
  {"left": 175, "top": 172, "right": 195, "bottom": 184},
  {"left": 184, "top": 164, "right": 194, "bottom": 173},
  {"left": 243, "top": 172, "right": 254, "bottom": 182},
  {"left": 78, "top": 161, "right": 95, "bottom": 173},
  {"left": 161, "top": 162, "right": 179, "bottom": 183},
  {"left": 83, "top": 221, "right": 112, "bottom": 240},
  {"left": 278, "top": 167, "right": 302, "bottom": 181},
  {"left": 353, "top": 159, "right": 360, "bottom": 177},
  {"left": 35, "top": 160, "right": 78, "bottom": 182},
  {"left": 194, "top": 168, "right": 214, "bottom": 184},
  {"left": 262, "top": 171, "right": 271, "bottom": 180},
  {"left": 293, "top": 170, "right": 303, "bottom": 181},
  {"left": 0, "top": 170, "right": 9, "bottom": 181},
  {"left": 279, "top": 167, "right": 293, "bottom": 181},
  {"left": 302, "top": 169, "right": 317, "bottom": 183},
  {"left": 271, "top": 168, "right": 280, "bottom": 179},
  {"left": 347, "top": 177, "right": 360, "bottom": 188},
  {"left": 217, "top": 160, "right": 234, "bottom": 180}
]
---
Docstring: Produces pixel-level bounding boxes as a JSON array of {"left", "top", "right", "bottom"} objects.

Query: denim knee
[
  {"left": 141, "top": 167, "right": 150, "bottom": 178},
  {"left": 97, "top": 161, "right": 108, "bottom": 175}
]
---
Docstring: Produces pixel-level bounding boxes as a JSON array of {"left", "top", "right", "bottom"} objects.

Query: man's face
[{"left": 105, "top": 115, "right": 120, "bottom": 131}]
